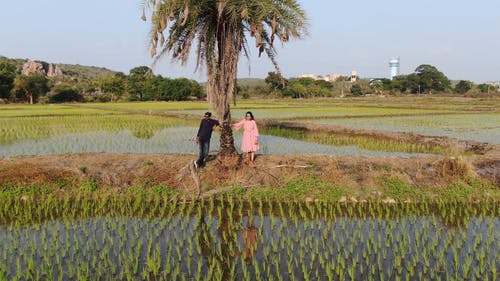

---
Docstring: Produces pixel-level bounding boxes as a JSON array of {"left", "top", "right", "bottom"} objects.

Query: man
[{"left": 194, "top": 112, "right": 219, "bottom": 168}]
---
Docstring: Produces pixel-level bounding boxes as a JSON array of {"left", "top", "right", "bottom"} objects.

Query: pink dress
[{"left": 233, "top": 119, "right": 259, "bottom": 152}]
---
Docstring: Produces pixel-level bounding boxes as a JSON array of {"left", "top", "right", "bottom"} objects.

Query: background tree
[
  {"left": 477, "top": 83, "right": 498, "bottom": 94},
  {"left": 282, "top": 79, "right": 307, "bottom": 98},
  {"left": 0, "top": 60, "right": 17, "bottom": 100},
  {"left": 369, "top": 79, "right": 383, "bottom": 94},
  {"left": 48, "top": 84, "right": 84, "bottom": 103},
  {"left": 127, "top": 66, "right": 153, "bottom": 101},
  {"left": 414, "top": 64, "right": 450, "bottom": 94},
  {"left": 379, "top": 78, "right": 394, "bottom": 92},
  {"left": 454, "top": 80, "right": 473, "bottom": 94},
  {"left": 349, "top": 84, "right": 363, "bottom": 96},
  {"left": 167, "top": 78, "right": 203, "bottom": 101},
  {"left": 279, "top": 76, "right": 336, "bottom": 98},
  {"left": 143, "top": 0, "right": 307, "bottom": 158},
  {"left": 11, "top": 74, "right": 49, "bottom": 104},
  {"left": 308, "top": 82, "right": 330, "bottom": 97},
  {"left": 265, "top": 71, "right": 287, "bottom": 95},
  {"left": 393, "top": 73, "right": 422, "bottom": 94},
  {"left": 98, "top": 73, "right": 125, "bottom": 101}
]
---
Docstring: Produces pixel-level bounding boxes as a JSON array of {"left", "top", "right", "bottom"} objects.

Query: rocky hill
[
  {"left": 21, "top": 60, "right": 63, "bottom": 77},
  {"left": 0, "top": 55, "right": 117, "bottom": 80}
]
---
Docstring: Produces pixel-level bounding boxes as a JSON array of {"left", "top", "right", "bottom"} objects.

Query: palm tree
[{"left": 142, "top": 0, "right": 307, "bottom": 160}]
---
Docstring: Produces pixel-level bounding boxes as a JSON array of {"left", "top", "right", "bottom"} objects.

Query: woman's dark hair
[{"left": 245, "top": 111, "right": 254, "bottom": 120}]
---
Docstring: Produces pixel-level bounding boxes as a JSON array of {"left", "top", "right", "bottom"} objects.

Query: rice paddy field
[
  {"left": 0, "top": 107, "right": 445, "bottom": 158},
  {"left": 0, "top": 197, "right": 498, "bottom": 280},
  {"left": 0, "top": 96, "right": 499, "bottom": 280},
  {"left": 1, "top": 96, "right": 498, "bottom": 157},
  {"left": 299, "top": 113, "right": 500, "bottom": 144}
]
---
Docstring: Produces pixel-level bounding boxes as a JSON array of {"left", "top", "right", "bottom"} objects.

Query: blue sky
[{"left": 1, "top": 0, "right": 499, "bottom": 83}]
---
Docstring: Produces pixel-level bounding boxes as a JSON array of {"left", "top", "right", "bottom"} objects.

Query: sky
[{"left": 1, "top": 0, "right": 499, "bottom": 83}]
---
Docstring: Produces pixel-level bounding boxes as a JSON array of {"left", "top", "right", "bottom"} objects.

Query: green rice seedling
[
  {"left": 145, "top": 248, "right": 162, "bottom": 278},
  {"left": 299, "top": 112, "right": 500, "bottom": 144},
  {"left": 492, "top": 264, "right": 497, "bottom": 281},
  {"left": 262, "top": 125, "right": 451, "bottom": 155},
  {"left": 1, "top": 198, "right": 498, "bottom": 280}
]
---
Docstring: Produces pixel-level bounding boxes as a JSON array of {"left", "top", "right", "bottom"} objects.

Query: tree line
[
  {"left": 0, "top": 60, "right": 203, "bottom": 104},
  {"left": 1, "top": 58, "right": 498, "bottom": 104},
  {"left": 261, "top": 64, "right": 499, "bottom": 98}
]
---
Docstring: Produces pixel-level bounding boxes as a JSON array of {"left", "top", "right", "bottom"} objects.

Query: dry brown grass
[
  {"left": 0, "top": 162, "right": 80, "bottom": 186},
  {"left": 0, "top": 151, "right": 497, "bottom": 195}
]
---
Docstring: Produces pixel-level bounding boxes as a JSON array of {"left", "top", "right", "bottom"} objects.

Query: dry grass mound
[{"left": 1, "top": 152, "right": 497, "bottom": 200}]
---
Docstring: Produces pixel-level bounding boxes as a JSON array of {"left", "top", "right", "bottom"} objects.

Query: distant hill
[
  {"left": 1, "top": 55, "right": 267, "bottom": 84},
  {"left": 0, "top": 56, "right": 25, "bottom": 68},
  {"left": 0, "top": 55, "right": 117, "bottom": 80},
  {"left": 56, "top": 63, "right": 117, "bottom": 80}
]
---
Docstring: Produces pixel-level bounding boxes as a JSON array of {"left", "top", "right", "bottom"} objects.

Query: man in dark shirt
[{"left": 195, "top": 112, "right": 220, "bottom": 168}]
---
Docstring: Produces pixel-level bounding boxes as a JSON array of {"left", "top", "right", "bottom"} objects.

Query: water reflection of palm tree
[
  {"left": 197, "top": 214, "right": 261, "bottom": 280},
  {"left": 198, "top": 213, "right": 240, "bottom": 280}
]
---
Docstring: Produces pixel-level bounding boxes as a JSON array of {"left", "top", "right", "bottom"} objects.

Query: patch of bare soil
[{"left": 0, "top": 150, "right": 497, "bottom": 196}]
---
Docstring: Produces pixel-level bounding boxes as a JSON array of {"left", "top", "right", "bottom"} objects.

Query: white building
[
  {"left": 389, "top": 57, "right": 400, "bottom": 80},
  {"left": 299, "top": 73, "right": 351, "bottom": 82}
]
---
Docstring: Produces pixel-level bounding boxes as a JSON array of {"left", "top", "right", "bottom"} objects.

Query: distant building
[
  {"left": 300, "top": 74, "right": 316, "bottom": 79},
  {"left": 299, "top": 73, "right": 351, "bottom": 82},
  {"left": 327, "top": 74, "right": 342, "bottom": 81},
  {"left": 350, "top": 71, "right": 358, "bottom": 82},
  {"left": 389, "top": 57, "right": 400, "bottom": 80}
]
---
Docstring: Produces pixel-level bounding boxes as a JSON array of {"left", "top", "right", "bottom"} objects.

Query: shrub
[
  {"left": 350, "top": 84, "right": 363, "bottom": 96},
  {"left": 49, "top": 87, "right": 84, "bottom": 103}
]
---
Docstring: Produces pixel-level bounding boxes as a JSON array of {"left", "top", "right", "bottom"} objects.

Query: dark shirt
[{"left": 197, "top": 118, "right": 220, "bottom": 142}]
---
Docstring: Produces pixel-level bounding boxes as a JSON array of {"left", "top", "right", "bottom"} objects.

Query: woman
[
  {"left": 237, "top": 218, "right": 259, "bottom": 261},
  {"left": 233, "top": 111, "right": 259, "bottom": 167}
]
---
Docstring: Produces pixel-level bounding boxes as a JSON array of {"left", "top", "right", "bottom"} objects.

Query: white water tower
[{"left": 389, "top": 57, "right": 400, "bottom": 80}]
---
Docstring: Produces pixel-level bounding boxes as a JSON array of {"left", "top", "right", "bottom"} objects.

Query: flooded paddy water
[
  {"left": 0, "top": 127, "right": 434, "bottom": 158},
  {"left": 299, "top": 113, "right": 500, "bottom": 144},
  {"left": 0, "top": 201, "right": 498, "bottom": 280}
]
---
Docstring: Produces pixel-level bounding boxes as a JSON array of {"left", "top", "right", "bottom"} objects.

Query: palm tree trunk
[
  {"left": 206, "top": 22, "right": 243, "bottom": 159},
  {"left": 210, "top": 77, "right": 238, "bottom": 158}
]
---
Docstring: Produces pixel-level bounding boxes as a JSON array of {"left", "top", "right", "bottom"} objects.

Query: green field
[
  {"left": 1, "top": 97, "right": 498, "bottom": 157},
  {"left": 0, "top": 97, "right": 498, "bottom": 280},
  {"left": 298, "top": 113, "right": 500, "bottom": 144}
]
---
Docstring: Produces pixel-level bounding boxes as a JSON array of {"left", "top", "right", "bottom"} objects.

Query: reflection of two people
[{"left": 198, "top": 215, "right": 259, "bottom": 279}]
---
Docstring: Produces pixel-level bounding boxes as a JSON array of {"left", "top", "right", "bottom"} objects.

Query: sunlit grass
[
  {"left": 70, "top": 100, "right": 458, "bottom": 119},
  {"left": 1, "top": 99, "right": 496, "bottom": 157},
  {"left": 180, "top": 106, "right": 451, "bottom": 120},
  {"left": 261, "top": 126, "right": 452, "bottom": 155},
  {"left": 298, "top": 113, "right": 500, "bottom": 144},
  {"left": 0, "top": 115, "right": 196, "bottom": 145},
  {"left": 0, "top": 104, "right": 116, "bottom": 117},
  {"left": 238, "top": 96, "right": 499, "bottom": 112},
  {"left": 70, "top": 101, "right": 211, "bottom": 113}
]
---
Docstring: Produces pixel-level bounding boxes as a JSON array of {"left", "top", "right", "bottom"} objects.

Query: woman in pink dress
[{"left": 233, "top": 111, "right": 259, "bottom": 167}]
